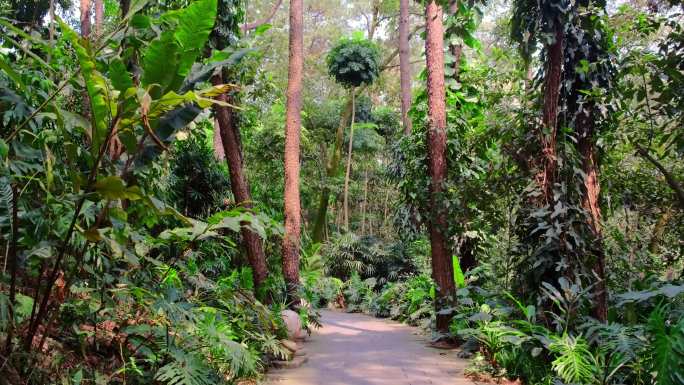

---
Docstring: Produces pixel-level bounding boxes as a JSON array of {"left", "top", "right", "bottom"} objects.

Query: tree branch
[
  {"left": 635, "top": 144, "right": 684, "bottom": 209},
  {"left": 241, "top": 0, "right": 283, "bottom": 33},
  {"left": 380, "top": 24, "right": 424, "bottom": 70}
]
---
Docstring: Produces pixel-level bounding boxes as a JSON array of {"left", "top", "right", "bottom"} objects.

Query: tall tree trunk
[
  {"left": 537, "top": 27, "right": 564, "bottom": 204},
  {"left": 312, "top": 95, "right": 354, "bottom": 242},
  {"left": 343, "top": 92, "right": 357, "bottom": 231},
  {"left": 577, "top": 110, "right": 607, "bottom": 322},
  {"left": 212, "top": 75, "right": 269, "bottom": 298},
  {"left": 80, "top": 0, "right": 92, "bottom": 37},
  {"left": 94, "top": 0, "right": 103, "bottom": 36},
  {"left": 425, "top": 0, "right": 455, "bottom": 334},
  {"left": 282, "top": 0, "right": 304, "bottom": 306},
  {"left": 399, "top": 0, "right": 412, "bottom": 134}
]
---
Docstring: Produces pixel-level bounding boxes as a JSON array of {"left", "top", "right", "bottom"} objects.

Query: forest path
[{"left": 265, "top": 309, "right": 477, "bottom": 385}]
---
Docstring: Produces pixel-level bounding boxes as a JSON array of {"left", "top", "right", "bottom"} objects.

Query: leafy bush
[
  {"left": 169, "top": 127, "right": 231, "bottom": 218},
  {"left": 326, "top": 33, "right": 381, "bottom": 88},
  {"left": 324, "top": 234, "right": 418, "bottom": 287}
]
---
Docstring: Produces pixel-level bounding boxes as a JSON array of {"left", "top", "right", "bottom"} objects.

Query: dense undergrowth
[{"left": 318, "top": 234, "right": 684, "bottom": 385}]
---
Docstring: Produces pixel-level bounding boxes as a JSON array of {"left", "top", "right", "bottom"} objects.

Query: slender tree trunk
[
  {"left": 399, "top": 0, "right": 413, "bottom": 134},
  {"left": 212, "top": 75, "right": 269, "bottom": 297},
  {"left": 537, "top": 27, "right": 564, "bottom": 205},
  {"left": 343, "top": 91, "right": 356, "bottom": 232},
  {"left": 4, "top": 185, "right": 19, "bottom": 355},
  {"left": 282, "top": 0, "right": 304, "bottom": 306},
  {"left": 213, "top": 119, "right": 225, "bottom": 160},
  {"left": 368, "top": 0, "right": 379, "bottom": 40},
  {"left": 649, "top": 207, "right": 673, "bottom": 254},
  {"left": 361, "top": 169, "right": 368, "bottom": 235},
  {"left": 382, "top": 187, "right": 390, "bottom": 230},
  {"left": 312, "top": 95, "right": 354, "bottom": 242},
  {"left": 425, "top": 0, "right": 455, "bottom": 334},
  {"left": 577, "top": 111, "right": 607, "bottom": 322},
  {"left": 80, "top": 0, "right": 92, "bottom": 37},
  {"left": 94, "top": 0, "right": 103, "bottom": 36}
]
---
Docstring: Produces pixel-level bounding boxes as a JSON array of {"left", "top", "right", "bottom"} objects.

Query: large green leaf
[
  {"left": 173, "top": 0, "right": 218, "bottom": 86},
  {"left": 0, "top": 55, "right": 26, "bottom": 92},
  {"left": 648, "top": 307, "right": 684, "bottom": 385},
  {"left": 109, "top": 59, "right": 133, "bottom": 93},
  {"left": 141, "top": 30, "right": 179, "bottom": 96},
  {"left": 60, "top": 20, "right": 111, "bottom": 156},
  {"left": 141, "top": 0, "right": 217, "bottom": 96}
]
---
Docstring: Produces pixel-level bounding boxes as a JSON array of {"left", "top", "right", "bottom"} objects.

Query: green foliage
[
  {"left": 142, "top": 0, "right": 218, "bottom": 96},
  {"left": 548, "top": 334, "right": 598, "bottom": 384},
  {"left": 155, "top": 349, "right": 214, "bottom": 385},
  {"left": 324, "top": 234, "right": 418, "bottom": 286},
  {"left": 169, "top": 128, "right": 230, "bottom": 217},
  {"left": 647, "top": 305, "right": 684, "bottom": 385},
  {"left": 326, "top": 33, "right": 381, "bottom": 88}
]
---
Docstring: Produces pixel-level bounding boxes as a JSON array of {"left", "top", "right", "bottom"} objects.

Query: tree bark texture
[
  {"left": 576, "top": 109, "right": 607, "bottom": 322},
  {"left": 425, "top": 0, "right": 456, "bottom": 334},
  {"left": 282, "top": 0, "right": 304, "bottom": 305},
  {"left": 94, "top": 0, "right": 103, "bottom": 36},
  {"left": 537, "top": 27, "right": 564, "bottom": 205},
  {"left": 212, "top": 74, "right": 269, "bottom": 296},
  {"left": 80, "top": 0, "right": 92, "bottom": 37},
  {"left": 399, "top": 0, "right": 413, "bottom": 134}
]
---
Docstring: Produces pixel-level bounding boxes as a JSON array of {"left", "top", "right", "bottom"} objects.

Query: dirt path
[{"left": 266, "top": 309, "right": 477, "bottom": 385}]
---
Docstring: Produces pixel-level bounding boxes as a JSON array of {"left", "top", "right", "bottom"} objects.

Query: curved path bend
[{"left": 266, "top": 309, "right": 477, "bottom": 385}]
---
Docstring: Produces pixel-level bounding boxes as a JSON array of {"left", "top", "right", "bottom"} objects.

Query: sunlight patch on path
[{"left": 265, "top": 309, "right": 477, "bottom": 385}]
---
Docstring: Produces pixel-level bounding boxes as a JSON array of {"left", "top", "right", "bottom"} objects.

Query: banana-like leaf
[
  {"left": 141, "top": 30, "right": 178, "bottom": 96},
  {"left": 141, "top": 0, "right": 217, "bottom": 96},
  {"left": 109, "top": 59, "right": 133, "bottom": 93},
  {"left": 180, "top": 48, "right": 251, "bottom": 93},
  {"left": 0, "top": 55, "right": 26, "bottom": 92},
  {"left": 173, "top": 0, "right": 218, "bottom": 83},
  {"left": 60, "top": 19, "right": 112, "bottom": 156},
  {"left": 148, "top": 85, "right": 234, "bottom": 143}
]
